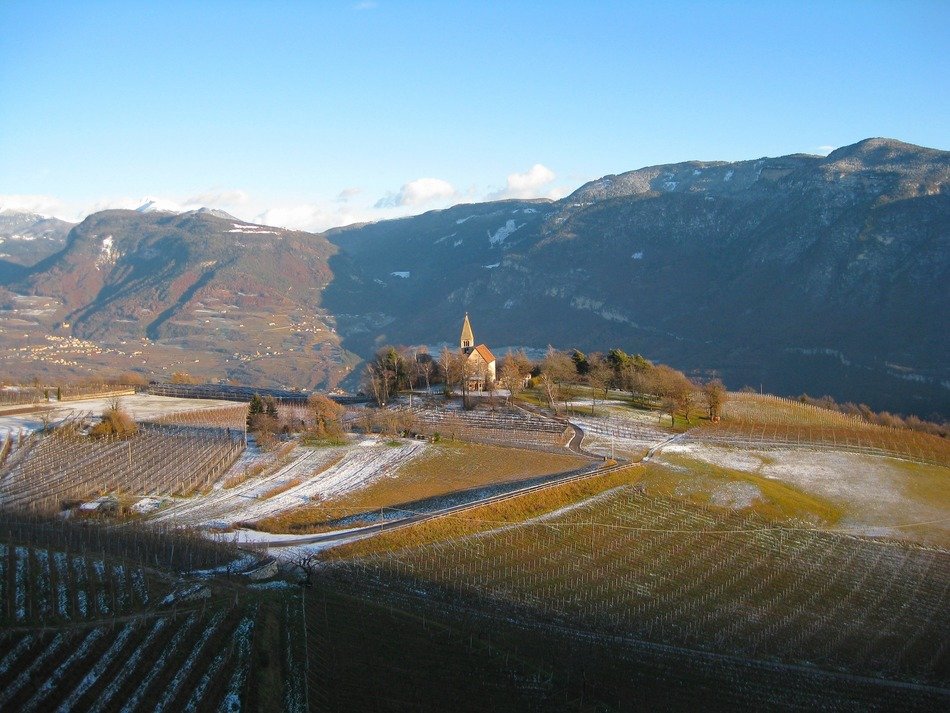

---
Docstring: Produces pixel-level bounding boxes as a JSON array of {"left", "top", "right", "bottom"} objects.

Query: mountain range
[{"left": 1, "top": 138, "right": 947, "bottom": 417}]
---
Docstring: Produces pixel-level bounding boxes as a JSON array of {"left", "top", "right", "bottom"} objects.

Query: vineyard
[
  {"left": 0, "top": 512, "right": 307, "bottom": 712},
  {"left": 398, "top": 403, "right": 572, "bottom": 450},
  {"left": 329, "top": 484, "right": 950, "bottom": 691},
  {"left": 0, "top": 421, "right": 245, "bottom": 512},
  {"left": 690, "top": 421, "right": 950, "bottom": 467},
  {"left": 144, "top": 403, "right": 249, "bottom": 430},
  {"left": 152, "top": 437, "right": 425, "bottom": 529}
]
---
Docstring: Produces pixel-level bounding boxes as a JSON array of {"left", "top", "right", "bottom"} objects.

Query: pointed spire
[{"left": 460, "top": 312, "right": 474, "bottom": 350}]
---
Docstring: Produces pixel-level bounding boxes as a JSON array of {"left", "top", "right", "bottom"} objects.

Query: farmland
[
  {"left": 255, "top": 440, "right": 589, "bottom": 534},
  {"left": 0, "top": 387, "right": 946, "bottom": 709},
  {"left": 0, "top": 512, "right": 307, "bottom": 712},
  {"left": 315, "top": 468, "right": 949, "bottom": 708}
]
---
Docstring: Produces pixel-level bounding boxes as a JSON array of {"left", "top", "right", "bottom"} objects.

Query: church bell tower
[{"left": 460, "top": 313, "right": 474, "bottom": 354}]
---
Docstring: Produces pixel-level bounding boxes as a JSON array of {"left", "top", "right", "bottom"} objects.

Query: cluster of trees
[
  {"left": 362, "top": 345, "right": 537, "bottom": 409},
  {"left": 537, "top": 348, "right": 726, "bottom": 424},
  {"left": 247, "top": 394, "right": 281, "bottom": 448},
  {"left": 797, "top": 394, "right": 948, "bottom": 437},
  {"left": 247, "top": 393, "right": 348, "bottom": 449},
  {"left": 362, "top": 347, "right": 438, "bottom": 406},
  {"left": 360, "top": 342, "right": 726, "bottom": 424}
]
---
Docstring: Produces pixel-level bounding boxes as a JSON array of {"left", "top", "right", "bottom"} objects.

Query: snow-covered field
[
  {"left": 0, "top": 394, "right": 237, "bottom": 439},
  {"left": 570, "top": 414, "right": 669, "bottom": 457},
  {"left": 657, "top": 441, "right": 950, "bottom": 544},
  {"left": 152, "top": 436, "right": 426, "bottom": 528}
]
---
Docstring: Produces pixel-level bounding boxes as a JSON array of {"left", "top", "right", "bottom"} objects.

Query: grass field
[{"left": 254, "top": 441, "right": 589, "bottom": 534}]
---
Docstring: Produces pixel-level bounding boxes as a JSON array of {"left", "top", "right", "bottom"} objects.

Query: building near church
[{"left": 459, "top": 313, "right": 496, "bottom": 391}]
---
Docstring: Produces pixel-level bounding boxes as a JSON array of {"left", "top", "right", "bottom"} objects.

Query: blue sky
[{"left": 1, "top": 0, "right": 947, "bottom": 230}]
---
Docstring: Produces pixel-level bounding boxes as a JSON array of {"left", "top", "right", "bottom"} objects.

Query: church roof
[
  {"left": 471, "top": 343, "right": 496, "bottom": 364},
  {"left": 460, "top": 313, "right": 474, "bottom": 344}
]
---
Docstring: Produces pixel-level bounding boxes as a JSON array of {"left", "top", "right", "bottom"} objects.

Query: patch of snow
[
  {"left": 434, "top": 232, "right": 456, "bottom": 244},
  {"left": 96, "top": 235, "right": 118, "bottom": 269},
  {"left": 455, "top": 215, "right": 477, "bottom": 224},
  {"left": 488, "top": 219, "right": 524, "bottom": 246},
  {"left": 483, "top": 263, "right": 500, "bottom": 269},
  {"left": 192, "top": 615, "right": 255, "bottom": 713},
  {"left": 248, "top": 580, "right": 294, "bottom": 590},
  {"left": 35, "top": 548, "right": 52, "bottom": 618},
  {"left": 73, "top": 556, "right": 89, "bottom": 616},
  {"left": 152, "top": 610, "right": 226, "bottom": 712},
  {"left": 93, "top": 559, "right": 109, "bottom": 614},
  {"left": 632, "top": 252, "right": 644, "bottom": 260},
  {"left": 89, "top": 618, "right": 167, "bottom": 713},
  {"left": 453, "top": 239, "right": 463, "bottom": 247},
  {"left": 120, "top": 613, "right": 200, "bottom": 713},
  {"left": 136, "top": 198, "right": 180, "bottom": 214},
  {"left": 692, "top": 169, "right": 702, "bottom": 176},
  {"left": 522, "top": 207, "right": 538, "bottom": 214},
  {"left": 27, "top": 628, "right": 106, "bottom": 711},
  {"left": 132, "top": 497, "right": 163, "bottom": 514},
  {"left": 227, "top": 223, "right": 278, "bottom": 235},
  {"left": 14, "top": 546, "right": 26, "bottom": 620},
  {"left": 53, "top": 552, "right": 69, "bottom": 617},
  {"left": 54, "top": 623, "right": 136, "bottom": 713},
  {"left": 662, "top": 181, "right": 678, "bottom": 191},
  {"left": 0, "top": 632, "right": 33, "bottom": 677},
  {"left": 390, "top": 271, "right": 410, "bottom": 278},
  {"left": 503, "top": 300, "right": 515, "bottom": 309},
  {"left": 0, "top": 632, "right": 68, "bottom": 708},
  {"left": 131, "top": 568, "right": 148, "bottom": 604},
  {"left": 724, "top": 170, "right": 734, "bottom": 182}
]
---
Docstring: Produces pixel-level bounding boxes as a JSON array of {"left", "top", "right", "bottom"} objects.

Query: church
[{"left": 459, "top": 313, "right": 496, "bottom": 391}]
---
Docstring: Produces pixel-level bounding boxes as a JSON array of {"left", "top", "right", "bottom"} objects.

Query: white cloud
[
  {"left": 375, "top": 177, "right": 456, "bottom": 208},
  {"left": 184, "top": 188, "right": 250, "bottom": 207},
  {"left": 486, "top": 163, "right": 561, "bottom": 200},
  {"left": 353, "top": 1, "right": 378, "bottom": 9},
  {"left": 336, "top": 187, "right": 362, "bottom": 202},
  {"left": 816, "top": 145, "right": 836, "bottom": 156},
  {"left": 0, "top": 194, "right": 70, "bottom": 217}
]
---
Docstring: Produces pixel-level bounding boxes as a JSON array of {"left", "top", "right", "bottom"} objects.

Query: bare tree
[
  {"left": 587, "top": 356, "right": 612, "bottom": 415},
  {"left": 499, "top": 355, "right": 526, "bottom": 405},
  {"left": 540, "top": 347, "right": 574, "bottom": 413}
]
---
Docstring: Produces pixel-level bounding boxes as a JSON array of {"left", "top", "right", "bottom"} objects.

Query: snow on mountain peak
[{"left": 135, "top": 198, "right": 182, "bottom": 214}]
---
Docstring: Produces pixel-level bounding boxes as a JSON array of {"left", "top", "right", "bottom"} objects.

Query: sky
[{"left": 1, "top": 0, "right": 947, "bottom": 231}]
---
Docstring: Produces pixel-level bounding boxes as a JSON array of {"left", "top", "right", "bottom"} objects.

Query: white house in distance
[{"left": 460, "top": 313, "right": 496, "bottom": 391}]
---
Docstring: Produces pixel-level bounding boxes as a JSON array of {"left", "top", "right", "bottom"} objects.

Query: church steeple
[{"left": 460, "top": 313, "right": 474, "bottom": 352}]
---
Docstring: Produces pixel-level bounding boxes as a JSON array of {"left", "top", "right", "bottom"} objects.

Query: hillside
[
  {"left": 0, "top": 209, "right": 353, "bottom": 389},
  {"left": 324, "top": 138, "right": 950, "bottom": 417},
  {"left": 0, "top": 210, "right": 74, "bottom": 280},
  {"left": 0, "top": 138, "right": 946, "bottom": 416}
]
